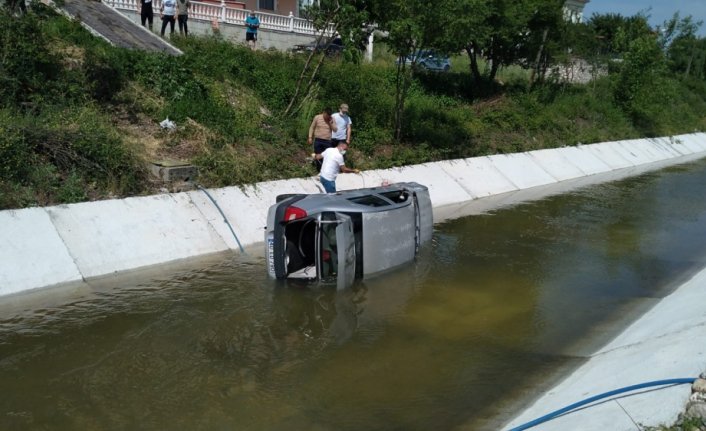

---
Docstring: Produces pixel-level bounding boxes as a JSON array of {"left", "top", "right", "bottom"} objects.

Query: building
[
  {"left": 235, "top": 0, "right": 308, "bottom": 17},
  {"left": 564, "top": 0, "right": 590, "bottom": 23}
]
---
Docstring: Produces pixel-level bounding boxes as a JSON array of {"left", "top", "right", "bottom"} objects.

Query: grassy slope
[{"left": 1, "top": 7, "right": 706, "bottom": 209}]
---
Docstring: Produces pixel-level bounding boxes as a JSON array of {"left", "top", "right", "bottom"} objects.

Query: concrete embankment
[
  {"left": 1, "top": 133, "right": 706, "bottom": 298},
  {"left": 501, "top": 264, "right": 706, "bottom": 431}
]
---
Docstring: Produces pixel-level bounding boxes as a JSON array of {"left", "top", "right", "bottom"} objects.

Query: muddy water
[{"left": 2, "top": 158, "right": 706, "bottom": 431}]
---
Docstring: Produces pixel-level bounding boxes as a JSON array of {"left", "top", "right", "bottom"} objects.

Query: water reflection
[{"left": 0, "top": 158, "right": 706, "bottom": 430}]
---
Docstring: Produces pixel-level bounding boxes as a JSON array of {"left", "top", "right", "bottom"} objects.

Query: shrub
[
  {"left": 0, "top": 110, "right": 34, "bottom": 181},
  {"left": 0, "top": 11, "right": 60, "bottom": 108}
]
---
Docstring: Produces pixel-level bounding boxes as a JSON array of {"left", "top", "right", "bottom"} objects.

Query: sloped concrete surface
[
  {"left": 502, "top": 267, "right": 706, "bottom": 431},
  {"left": 0, "top": 208, "right": 83, "bottom": 296},
  {"left": 554, "top": 145, "right": 613, "bottom": 176},
  {"left": 46, "top": 193, "right": 228, "bottom": 278},
  {"left": 489, "top": 152, "right": 560, "bottom": 188},
  {"left": 528, "top": 148, "right": 586, "bottom": 181},
  {"left": 60, "top": 0, "right": 181, "bottom": 55},
  {"left": 438, "top": 157, "right": 518, "bottom": 198}
]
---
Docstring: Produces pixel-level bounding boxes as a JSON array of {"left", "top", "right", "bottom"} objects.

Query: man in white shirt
[
  {"left": 331, "top": 103, "right": 352, "bottom": 146},
  {"left": 313, "top": 142, "right": 359, "bottom": 193}
]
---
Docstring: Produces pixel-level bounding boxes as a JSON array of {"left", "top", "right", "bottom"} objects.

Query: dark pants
[
  {"left": 313, "top": 138, "right": 333, "bottom": 154},
  {"left": 160, "top": 15, "right": 175, "bottom": 36},
  {"left": 141, "top": 7, "right": 153, "bottom": 29},
  {"left": 313, "top": 138, "right": 332, "bottom": 172},
  {"left": 178, "top": 14, "right": 188, "bottom": 35}
]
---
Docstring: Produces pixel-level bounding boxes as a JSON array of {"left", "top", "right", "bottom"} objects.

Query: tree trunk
[
  {"left": 685, "top": 43, "right": 697, "bottom": 78},
  {"left": 283, "top": 31, "right": 326, "bottom": 117},
  {"left": 283, "top": 6, "right": 340, "bottom": 117},
  {"left": 292, "top": 49, "right": 329, "bottom": 116},
  {"left": 393, "top": 61, "right": 407, "bottom": 142},
  {"left": 466, "top": 42, "right": 482, "bottom": 82},
  {"left": 488, "top": 58, "right": 500, "bottom": 82},
  {"left": 530, "top": 28, "right": 549, "bottom": 86}
]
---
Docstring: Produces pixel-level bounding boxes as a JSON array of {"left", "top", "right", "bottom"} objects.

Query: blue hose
[
  {"left": 196, "top": 184, "right": 245, "bottom": 254},
  {"left": 509, "top": 377, "right": 697, "bottom": 431}
]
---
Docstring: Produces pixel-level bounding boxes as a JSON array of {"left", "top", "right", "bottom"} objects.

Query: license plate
[{"left": 267, "top": 235, "right": 275, "bottom": 277}]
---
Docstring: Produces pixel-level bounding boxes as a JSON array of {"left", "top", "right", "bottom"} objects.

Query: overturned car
[{"left": 265, "top": 182, "right": 433, "bottom": 289}]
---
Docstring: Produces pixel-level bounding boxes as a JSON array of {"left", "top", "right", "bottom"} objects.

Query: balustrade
[{"left": 104, "top": 0, "right": 334, "bottom": 37}]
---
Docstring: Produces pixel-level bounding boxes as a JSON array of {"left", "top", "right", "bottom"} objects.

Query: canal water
[{"left": 2, "top": 158, "right": 706, "bottom": 431}]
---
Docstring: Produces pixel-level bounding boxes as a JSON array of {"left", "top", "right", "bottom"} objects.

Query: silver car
[{"left": 265, "top": 182, "right": 433, "bottom": 289}]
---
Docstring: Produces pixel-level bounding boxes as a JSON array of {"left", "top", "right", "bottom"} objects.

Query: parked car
[
  {"left": 265, "top": 182, "right": 433, "bottom": 289},
  {"left": 397, "top": 50, "right": 451, "bottom": 72},
  {"left": 291, "top": 36, "right": 344, "bottom": 57}
]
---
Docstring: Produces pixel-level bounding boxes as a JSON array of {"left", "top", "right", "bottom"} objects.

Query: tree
[
  {"left": 612, "top": 28, "right": 671, "bottom": 124},
  {"left": 659, "top": 13, "right": 704, "bottom": 78},
  {"left": 372, "top": 0, "right": 459, "bottom": 141},
  {"left": 283, "top": 0, "right": 371, "bottom": 117},
  {"left": 586, "top": 12, "right": 653, "bottom": 57},
  {"left": 1, "top": 0, "right": 26, "bottom": 14}
]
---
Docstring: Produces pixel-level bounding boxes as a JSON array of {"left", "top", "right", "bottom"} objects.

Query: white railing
[{"left": 105, "top": 0, "right": 335, "bottom": 36}]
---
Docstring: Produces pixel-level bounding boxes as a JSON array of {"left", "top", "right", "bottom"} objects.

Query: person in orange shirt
[{"left": 308, "top": 107, "right": 338, "bottom": 171}]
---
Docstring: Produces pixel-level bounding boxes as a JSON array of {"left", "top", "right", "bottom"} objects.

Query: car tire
[{"left": 443, "top": 65, "right": 450, "bottom": 72}]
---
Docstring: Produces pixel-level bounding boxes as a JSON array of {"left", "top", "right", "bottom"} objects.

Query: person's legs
[
  {"left": 168, "top": 16, "right": 175, "bottom": 34},
  {"left": 160, "top": 15, "right": 168, "bottom": 36},
  {"left": 146, "top": 11, "right": 153, "bottom": 30},
  {"left": 313, "top": 139, "right": 331, "bottom": 173},
  {"left": 319, "top": 176, "right": 336, "bottom": 193},
  {"left": 178, "top": 15, "right": 188, "bottom": 35}
]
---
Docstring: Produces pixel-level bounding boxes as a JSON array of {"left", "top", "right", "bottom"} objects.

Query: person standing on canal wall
[
  {"left": 160, "top": 0, "right": 177, "bottom": 37},
  {"left": 313, "top": 142, "right": 359, "bottom": 193},
  {"left": 331, "top": 103, "right": 352, "bottom": 146},
  {"left": 308, "top": 107, "right": 338, "bottom": 171},
  {"left": 139, "top": 0, "right": 154, "bottom": 31},
  {"left": 245, "top": 12, "right": 260, "bottom": 50},
  {"left": 176, "top": 0, "right": 190, "bottom": 36}
]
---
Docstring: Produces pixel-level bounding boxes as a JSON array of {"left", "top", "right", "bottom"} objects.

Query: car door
[
  {"left": 335, "top": 213, "right": 356, "bottom": 290},
  {"left": 317, "top": 212, "right": 356, "bottom": 290}
]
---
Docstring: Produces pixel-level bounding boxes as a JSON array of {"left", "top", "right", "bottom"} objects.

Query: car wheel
[
  {"left": 418, "top": 62, "right": 428, "bottom": 71},
  {"left": 443, "top": 64, "right": 450, "bottom": 72}
]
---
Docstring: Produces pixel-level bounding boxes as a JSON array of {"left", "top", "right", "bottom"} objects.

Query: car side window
[{"left": 348, "top": 195, "right": 390, "bottom": 207}]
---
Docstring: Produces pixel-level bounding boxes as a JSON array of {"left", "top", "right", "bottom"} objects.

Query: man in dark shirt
[{"left": 139, "top": 0, "right": 154, "bottom": 31}]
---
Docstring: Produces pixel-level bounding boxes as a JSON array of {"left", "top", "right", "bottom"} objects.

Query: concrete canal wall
[{"left": 2, "top": 133, "right": 706, "bottom": 297}]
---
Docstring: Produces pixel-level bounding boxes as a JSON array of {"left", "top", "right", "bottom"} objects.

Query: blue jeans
[{"left": 320, "top": 176, "right": 336, "bottom": 193}]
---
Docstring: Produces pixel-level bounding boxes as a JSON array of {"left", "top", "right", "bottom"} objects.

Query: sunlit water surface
[{"left": 2, "top": 159, "right": 706, "bottom": 430}]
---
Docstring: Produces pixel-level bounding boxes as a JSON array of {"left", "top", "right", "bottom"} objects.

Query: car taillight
[{"left": 283, "top": 206, "right": 307, "bottom": 221}]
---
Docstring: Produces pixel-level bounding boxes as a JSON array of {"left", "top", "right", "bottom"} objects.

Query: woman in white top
[{"left": 160, "top": 0, "right": 177, "bottom": 37}]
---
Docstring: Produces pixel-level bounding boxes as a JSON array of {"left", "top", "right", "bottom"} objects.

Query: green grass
[{"left": 1, "top": 6, "right": 706, "bottom": 209}]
